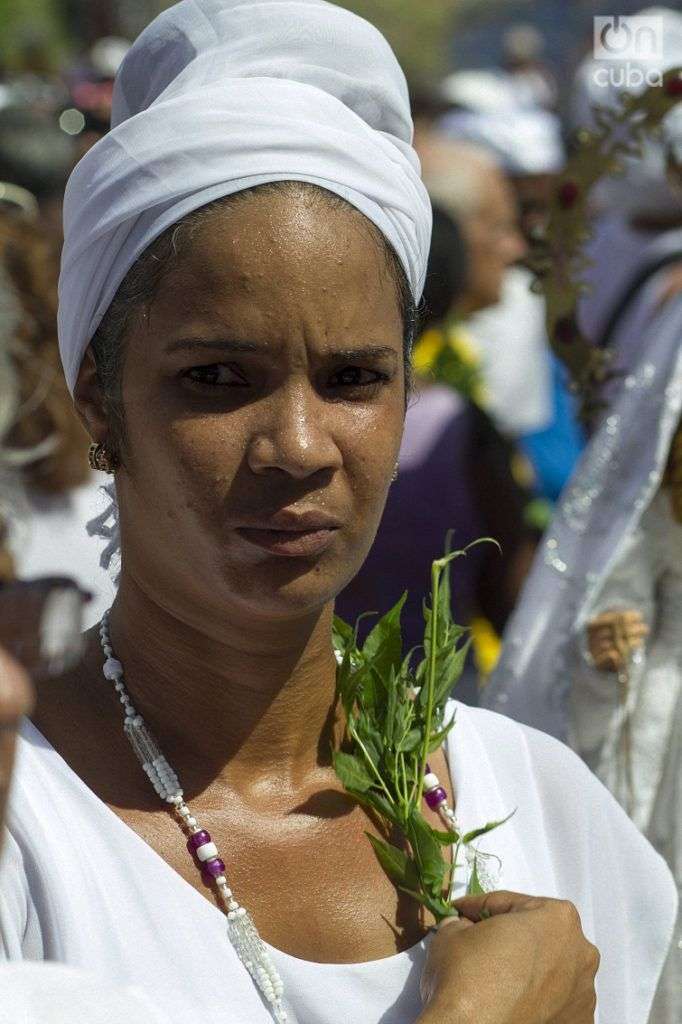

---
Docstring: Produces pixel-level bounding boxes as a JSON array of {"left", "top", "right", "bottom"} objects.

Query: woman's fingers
[{"left": 453, "top": 889, "right": 537, "bottom": 921}]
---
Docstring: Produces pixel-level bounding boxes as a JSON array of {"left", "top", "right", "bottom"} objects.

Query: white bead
[
  {"left": 423, "top": 772, "right": 440, "bottom": 791},
  {"left": 228, "top": 911, "right": 237, "bottom": 921},
  {"left": 228, "top": 900, "right": 239, "bottom": 911},
  {"left": 196, "top": 842, "right": 219, "bottom": 861},
  {"left": 186, "top": 816, "right": 197, "bottom": 828},
  {"left": 103, "top": 657, "right": 124, "bottom": 679}
]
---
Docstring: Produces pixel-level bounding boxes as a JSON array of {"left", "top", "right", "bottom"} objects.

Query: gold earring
[{"left": 88, "top": 442, "right": 117, "bottom": 474}]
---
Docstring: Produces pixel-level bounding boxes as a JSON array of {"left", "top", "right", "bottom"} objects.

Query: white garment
[
  {"left": 467, "top": 267, "right": 553, "bottom": 437},
  {"left": 0, "top": 963, "right": 170, "bottom": 1024},
  {"left": 1, "top": 704, "right": 675, "bottom": 1024},
  {"left": 11, "top": 475, "right": 115, "bottom": 630}
]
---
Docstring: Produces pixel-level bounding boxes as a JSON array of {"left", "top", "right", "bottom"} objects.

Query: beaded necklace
[{"left": 98, "top": 610, "right": 458, "bottom": 1022}]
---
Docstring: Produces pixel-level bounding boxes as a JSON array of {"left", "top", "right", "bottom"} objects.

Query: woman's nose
[{"left": 246, "top": 381, "right": 343, "bottom": 480}]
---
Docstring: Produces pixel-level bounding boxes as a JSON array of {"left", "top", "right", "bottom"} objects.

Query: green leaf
[
  {"left": 366, "top": 834, "right": 419, "bottom": 890},
  {"left": 433, "top": 639, "right": 472, "bottom": 706},
  {"left": 332, "top": 750, "right": 374, "bottom": 793},
  {"left": 362, "top": 592, "right": 407, "bottom": 683},
  {"left": 398, "top": 727, "right": 422, "bottom": 753},
  {"left": 467, "top": 855, "right": 485, "bottom": 896},
  {"left": 332, "top": 614, "right": 354, "bottom": 658},
  {"left": 427, "top": 717, "right": 456, "bottom": 753},
  {"left": 407, "top": 810, "right": 447, "bottom": 895},
  {"left": 461, "top": 810, "right": 516, "bottom": 845},
  {"left": 350, "top": 789, "right": 400, "bottom": 826},
  {"left": 398, "top": 887, "right": 455, "bottom": 923},
  {"left": 432, "top": 828, "right": 460, "bottom": 845},
  {"left": 354, "top": 714, "right": 384, "bottom": 765}
]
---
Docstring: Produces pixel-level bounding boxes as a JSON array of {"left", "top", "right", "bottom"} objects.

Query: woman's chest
[
  {"left": 119, "top": 798, "right": 433, "bottom": 964},
  {"left": 114, "top": 747, "right": 453, "bottom": 964}
]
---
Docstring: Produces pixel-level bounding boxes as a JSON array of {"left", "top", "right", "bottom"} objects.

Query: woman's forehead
[{"left": 145, "top": 199, "right": 400, "bottom": 326}]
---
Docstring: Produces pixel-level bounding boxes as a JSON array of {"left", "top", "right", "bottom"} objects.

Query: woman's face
[{"left": 103, "top": 191, "right": 406, "bottom": 623}]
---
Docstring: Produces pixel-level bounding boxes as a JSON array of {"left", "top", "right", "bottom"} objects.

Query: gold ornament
[{"left": 88, "top": 442, "right": 117, "bottom": 474}]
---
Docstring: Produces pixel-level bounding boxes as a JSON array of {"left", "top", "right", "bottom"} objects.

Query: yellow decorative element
[
  {"left": 412, "top": 327, "right": 446, "bottom": 374},
  {"left": 528, "top": 67, "right": 682, "bottom": 423},
  {"left": 510, "top": 450, "right": 536, "bottom": 492},
  {"left": 413, "top": 323, "right": 488, "bottom": 407},
  {"left": 471, "top": 616, "right": 502, "bottom": 678}
]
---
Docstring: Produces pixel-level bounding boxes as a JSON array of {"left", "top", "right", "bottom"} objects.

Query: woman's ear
[{"left": 72, "top": 347, "right": 108, "bottom": 443}]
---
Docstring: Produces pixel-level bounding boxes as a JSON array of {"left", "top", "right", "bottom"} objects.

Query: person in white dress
[
  {"left": 0, "top": 3, "right": 675, "bottom": 1023},
  {"left": 483, "top": 10, "right": 682, "bottom": 1021}
]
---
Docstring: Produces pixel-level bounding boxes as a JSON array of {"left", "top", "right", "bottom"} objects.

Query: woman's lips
[{"left": 235, "top": 526, "right": 338, "bottom": 557}]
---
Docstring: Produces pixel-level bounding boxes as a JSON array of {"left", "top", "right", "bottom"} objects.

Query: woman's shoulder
[
  {"left": 449, "top": 698, "right": 589, "bottom": 771},
  {"left": 449, "top": 698, "right": 674, "bottom": 858}
]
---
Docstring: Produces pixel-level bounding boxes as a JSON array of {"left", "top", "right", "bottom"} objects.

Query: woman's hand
[
  {"left": 0, "top": 645, "right": 34, "bottom": 842},
  {"left": 418, "top": 890, "right": 599, "bottom": 1024},
  {"left": 586, "top": 609, "right": 648, "bottom": 673}
]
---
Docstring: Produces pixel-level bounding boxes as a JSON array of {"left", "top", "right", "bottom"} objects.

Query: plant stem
[
  {"left": 349, "top": 723, "right": 396, "bottom": 806},
  {"left": 416, "top": 560, "right": 440, "bottom": 807}
]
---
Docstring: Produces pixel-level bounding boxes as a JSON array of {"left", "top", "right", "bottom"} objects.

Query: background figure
[
  {"left": 437, "top": 77, "right": 585, "bottom": 501},
  {"left": 336, "top": 189, "right": 538, "bottom": 702},
  {"left": 0, "top": 206, "right": 114, "bottom": 623},
  {"left": 484, "top": 11, "right": 682, "bottom": 1019}
]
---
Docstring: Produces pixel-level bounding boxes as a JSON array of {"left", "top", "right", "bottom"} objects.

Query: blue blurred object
[{"left": 519, "top": 354, "right": 585, "bottom": 502}]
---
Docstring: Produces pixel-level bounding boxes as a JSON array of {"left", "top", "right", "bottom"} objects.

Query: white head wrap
[
  {"left": 438, "top": 107, "right": 565, "bottom": 176},
  {"left": 58, "top": 0, "right": 431, "bottom": 394},
  {"left": 437, "top": 70, "right": 565, "bottom": 176}
]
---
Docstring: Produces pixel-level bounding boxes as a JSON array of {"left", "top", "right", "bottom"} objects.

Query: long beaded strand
[{"left": 98, "top": 612, "right": 288, "bottom": 1023}]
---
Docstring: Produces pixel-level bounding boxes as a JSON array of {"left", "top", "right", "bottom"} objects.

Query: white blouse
[{"left": 0, "top": 702, "right": 676, "bottom": 1024}]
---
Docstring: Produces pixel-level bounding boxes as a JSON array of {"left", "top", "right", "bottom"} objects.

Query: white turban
[
  {"left": 58, "top": 0, "right": 431, "bottom": 394},
  {"left": 438, "top": 107, "right": 565, "bottom": 176}
]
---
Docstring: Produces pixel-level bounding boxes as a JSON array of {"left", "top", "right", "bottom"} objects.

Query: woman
[{"left": 0, "top": 3, "right": 674, "bottom": 1023}]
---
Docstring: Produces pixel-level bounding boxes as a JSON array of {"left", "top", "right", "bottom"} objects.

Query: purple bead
[
  {"left": 425, "top": 786, "right": 447, "bottom": 810},
  {"left": 187, "top": 830, "right": 212, "bottom": 855},
  {"left": 201, "top": 857, "right": 226, "bottom": 884}
]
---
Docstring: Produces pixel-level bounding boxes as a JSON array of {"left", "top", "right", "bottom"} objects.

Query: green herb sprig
[{"left": 332, "top": 538, "right": 512, "bottom": 922}]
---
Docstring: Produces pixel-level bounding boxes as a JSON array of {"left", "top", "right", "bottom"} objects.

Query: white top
[
  {"left": 1, "top": 702, "right": 675, "bottom": 1024},
  {"left": 0, "top": 963, "right": 170, "bottom": 1024}
]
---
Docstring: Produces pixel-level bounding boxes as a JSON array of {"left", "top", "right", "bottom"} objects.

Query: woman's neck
[{"left": 106, "top": 572, "right": 341, "bottom": 793}]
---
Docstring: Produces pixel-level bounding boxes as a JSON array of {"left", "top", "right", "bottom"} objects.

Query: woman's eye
[
  {"left": 328, "top": 366, "right": 388, "bottom": 389},
  {"left": 183, "top": 363, "right": 248, "bottom": 386}
]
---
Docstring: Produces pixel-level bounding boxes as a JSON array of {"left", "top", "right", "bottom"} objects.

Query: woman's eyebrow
[
  {"left": 328, "top": 346, "right": 398, "bottom": 361},
  {"left": 165, "top": 340, "right": 398, "bottom": 361},
  {"left": 164, "top": 338, "right": 263, "bottom": 355}
]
